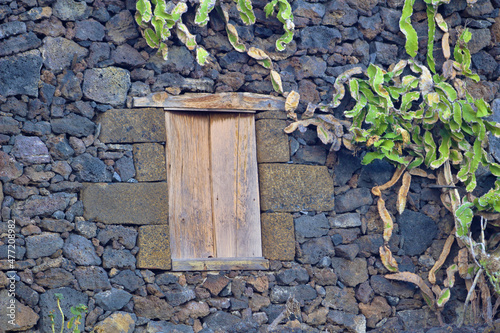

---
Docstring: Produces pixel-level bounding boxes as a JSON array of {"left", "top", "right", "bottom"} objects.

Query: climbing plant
[
  {"left": 284, "top": 0, "right": 500, "bottom": 324},
  {"left": 135, "top": 0, "right": 297, "bottom": 111}
]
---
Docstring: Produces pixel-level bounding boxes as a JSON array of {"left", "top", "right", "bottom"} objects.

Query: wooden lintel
[
  {"left": 133, "top": 92, "right": 285, "bottom": 112},
  {"left": 172, "top": 257, "right": 269, "bottom": 271}
]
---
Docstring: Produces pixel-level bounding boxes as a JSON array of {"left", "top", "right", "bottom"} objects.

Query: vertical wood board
[
  {"left": 165, "top": 112, "right": 215, "bottom": 260},
  {"left": 235, "top": 114, "right": 262, "bottom": 257},
  {"left": 210, "top": 113, "right": 238, "bottom": 257}
]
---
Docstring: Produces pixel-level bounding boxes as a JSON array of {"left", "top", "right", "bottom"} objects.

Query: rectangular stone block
[
  {"left": 137, "top": 225, "right": 171, "bottom": 270},
  {"left": 133, "top": 143, "right": 167, "bottom": 182},
  {"left": 261, "top": 213, "right": 295, "bottom": 261},
  {"left": 82, "top": 182, "right": 168, "bottom": 225},
  {"left": 255, "top": 119, "right": 290, "bottom": 163},
  {"left": 259, "top": 164, "right": 335, "bottom": 212},
  {"left": 98, "top": 108, "right": 166, "bottom": 143}
]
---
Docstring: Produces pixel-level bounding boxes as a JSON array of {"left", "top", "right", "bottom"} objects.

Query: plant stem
[{"left": 458, "top": 268, "right": 483, "bottom": 328}]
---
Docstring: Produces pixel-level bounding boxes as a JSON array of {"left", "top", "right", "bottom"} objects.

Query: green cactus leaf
[
  {"left": 196, "top": 46, "right": 210, "bottom": 65},
  {"left": 437, "top": 288, "right": 450, "bottom": 308},
  {"left": 426, "top": 5, "right": 436, "bottom": 73},
  {"left": 195, "top": 0, "right": 216, "bottom": 26},
  {"left": 455, "top": 201, "right": 474, "bottom": 237},
  {"left": 144, "top": 28, "right": 160, "bottom": 48},
  {"left": 362, "top": 152, "right": 386, "bottom": 165},
  {"left": 158, "top": 42, "right": 168, "bottom": 60},
  {"left": 176, "top": 23, "right": 197, "bottom": 50},
  {"left": 400, "top": 0, "right": 418, "bottom": 57},
  {"left": 226, "top": 23, "right": 246, "bottom": 52},
  {"left": 430, "top": 131, "right": 451, "bottom": 169},
  {"left": 423, "top": 131, "right": 437, "bottom": 166},
  {"left": 137, "top": 0, "right": 152, "bottom": 23},
  {"left": 236, "top": 0, "right": 256, "bottom": 25}
]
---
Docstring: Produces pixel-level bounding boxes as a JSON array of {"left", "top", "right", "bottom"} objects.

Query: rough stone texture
[
  {"left": 94, "top": 289, "right": 133, "bottom": 311},
  {"left": 133, "top": 143, "right": 167, "bottom": 181},
  {"left": 97, "top": 225, "right": 137, "bottom": 249},
  {"left": 52, "top": 0, "right": 90, "bottom": 21},
  {"left": 255, "top": 119, "right": 290, "bottom": 163},
  {"left": 71, "top": 153, "right": 112, "bottom": 182},
  {"left": 39, "top": 287, "right": 88, "bottom": 333},
  {"left": 298, "top": 236, "right": 335, "bottom": 264},
  {"left": 74, "top": 266, "right": 111, "bottom": 291},
  {"left": 0, "top": 50, "right": 43, "bottom": 97},
  {"left": 93, "top": 312, "right": 135, "bottom": 333},
  {"left": 36, "top": 267, "right": 74, "bottom": 289},
  {"left": 133, "top": 295, "right": 174, "bottom": 320},
  {"left": 322, "top": 286, "right": 359, "bottom": 314},
  {"left": 270, "top": 285, "right": 317, "bottom": 303},
  {"left": 0, "top": 151, "right": 23, "bottom": 182},
  {"left": 83, "top": 67, "right": 131, "bottom": 106},
  {"left": 0, "top": 289, "right": 39, "bottom": 331},
  {"left": 82, "top": 182, "right": 168, "bottom": 225},
  {"left": 359, "top": 296, "right": 392, "bottom": 328},
  {"left": 398, "top": 210, "right": 438, "bottom": 256},
  {"left": 111, "top": 270, "right": 145, "bottom": 292},
  {"left": 98, "top": 108, "right": 166, "bottom": 143},
  {"left": 332, "top": 258, "right": 368, "bottom": 287},
  {"left": 261, "top": 213, "right": 295, "bottom": 261},
  {"left": 75, "top": 19, "right": 105, "bottom": 41},
  {"left": 259, "top": 164, "right": 334, "bottom": 212},
  {"left": 12, "top": 136, "right": 50, "bottom": 164},
  {"left": 102, "top": 248, "right": 136, "bottom": 269},
  {"left": 137, "top": 225, "right": 171, "bottom": 270},
  {"left": 0, "top": 32, "right": 41, "bottom": 57},
  {"left": 370, "top": 275, "right": 416, "bottom": 298},
  {"left": 63, "top": 234, "right": 101, "bottom": 265},
  {"left": 147, "top": 321, "right": 194, "bottom": 333},
  {"left": 106, "top": 10, "right": 139, "bottom": 44},
  {"left": 299, "top": 26, "right": 342, "bottom": 52},
  {"left": 329, "top": 212, "right": 362, "bottom": 228},
  {"left": 40, "top": 37, "right": 88, "bottom": 72},
  {"left": 51, "top": 113, "right": 95, "bottom": 137},
  {"left": 25, "top": 232, "right": 64, "bottom": 258},
  {"left": 335, "top": 188, "right": 373, "bottom": 213},
  {"left": 294, "top": 213, "right": 330, "bottom": 243},
  {"left": 0, "top": 21, "right": 26, "bottom": 39}
]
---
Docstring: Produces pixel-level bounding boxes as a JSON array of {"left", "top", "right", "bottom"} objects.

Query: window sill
[{"left": 172, "top": 257, "right": 269, "bottom": 271}]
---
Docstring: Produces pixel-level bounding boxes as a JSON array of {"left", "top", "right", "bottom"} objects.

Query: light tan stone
[
  {"left": 98, "top": 108, "right": 166, "bottom": 143},
  {"left": 82, "top": 182, "right": 168, "bottom": 225},
  {"left": 137, "top": 225, "right": 171, "bottom": 270},
  {"left": 255, "top": 119, "right": 290, "bottom": 163},
  {"left": 261, "top": 213, "right": 295, "bottom": 261},
  {"left": 133, "top": 143, "right": 167, "bottom": 182},
  {"left": 259, "top": 164, "right": 334, "bottom": 212}
]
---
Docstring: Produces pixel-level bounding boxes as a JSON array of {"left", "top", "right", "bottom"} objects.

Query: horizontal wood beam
[
  {"left": 133, "top": 92, "right": 286, "bottom": 113},
  {"left": 171, "top": 257, "right": 269, "bottom": 271}
]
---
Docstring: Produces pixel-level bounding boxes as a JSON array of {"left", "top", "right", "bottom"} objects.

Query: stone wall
[{"left": 1, "top": 0, "right": 500, "bottom": 332}]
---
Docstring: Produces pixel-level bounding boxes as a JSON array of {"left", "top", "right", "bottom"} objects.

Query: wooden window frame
[{"left": 134, "top": 92, "right": 285, "bottom": 271}]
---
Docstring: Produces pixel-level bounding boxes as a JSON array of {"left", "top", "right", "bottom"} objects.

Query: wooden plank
[
  {"left": 172, "top": 257, "right": 269, "bottom": 271},
  {"left": 133, "top": 92, "right": 285, "bottom": 112},
  {"left": 236, "top": 114, "right": 262, "bottom": 257},
  {"left": 165, "top": 111, "right": 215, "bottom": 260},
  {"left": 210, "top": 114, "right": 238, "bottom": 258}
]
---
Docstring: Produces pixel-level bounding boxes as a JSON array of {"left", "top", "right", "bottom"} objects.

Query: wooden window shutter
[{"left": 165, "top": 111, "right": 268, "bottom": 271}]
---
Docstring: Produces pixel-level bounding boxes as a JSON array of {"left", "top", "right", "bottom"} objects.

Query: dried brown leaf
[
  {"left": 458, "top": 248, "right": 469, "bottom": 278},
  {"left": 442, "top": 59, "right": 456, "bottom": 80},
  {"left": 378, "top": 197, "right": 394, "bottom": 243},
  {"left": 380, "top": 245, "right": 398, "bottom": 272},
  {"left": 409, "top": 168, "right": 428, "bottom": 178},
  {"left": 444, "top": 264, "right": 458, "bottom": 288},
  {"left": 385, "top": 272, "right": 435, "bottom": 308},
  {"left": 442, "top": 32, "right": 451, "bottom": 60},
  {"left": 303, "top": 103, "right": 317, "bottom": 119},
  {"left": 397, "top": 172, "right": 411, "bottom": 214},
  {"left": 376, "top": 165, "right": 406, "bottom": 193},
  {"left": 429, "top": 231, "right": 455, "bottom": 285},
  {"left": 285, "top": 91, "right": 300, "bottom": 120}
]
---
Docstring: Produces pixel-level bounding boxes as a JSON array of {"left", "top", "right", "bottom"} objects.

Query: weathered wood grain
[
  {"left": 133, "top": 92, "right": 285, "bottom": 112},
  {"left": 172, "top": 257, "right": 269, "bottom": 271},
  {"left": 235, "top": 114, "right": 262, "bottom": 257},
  {"left": 210, "top": 113, "right": 238, "bottom": 258},
  {"left": 165, "top": 111, "right": 215, "bottom": 260}
]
